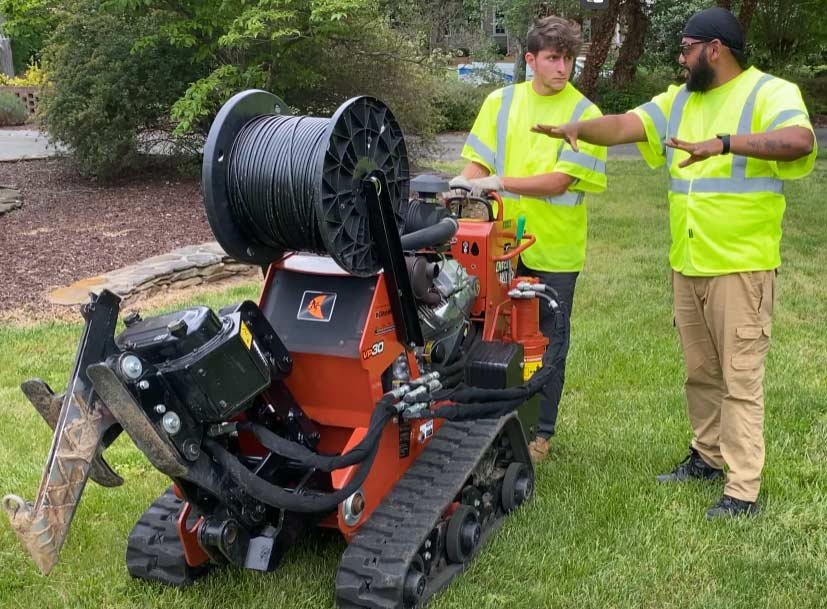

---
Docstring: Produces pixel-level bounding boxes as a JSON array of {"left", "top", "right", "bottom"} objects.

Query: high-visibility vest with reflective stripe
[
  {"left": 632, "top": 67, "right": 817, "bottom": 275},
  {"left": 462, "top": 82, "right": 607, "bottom": 272}
]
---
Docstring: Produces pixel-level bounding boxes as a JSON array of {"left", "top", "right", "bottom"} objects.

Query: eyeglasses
[{"left": 679, "top": 40, "right": 707, "bottom": 57}]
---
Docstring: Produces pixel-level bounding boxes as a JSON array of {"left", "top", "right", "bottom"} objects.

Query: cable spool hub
[{"left": 202, "top": 90, "right": 409, "bottom": 276}]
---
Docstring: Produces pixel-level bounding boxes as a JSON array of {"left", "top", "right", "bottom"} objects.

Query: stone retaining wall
[{"left": 49, "top": 242, "right": 258, "bottom": 306}]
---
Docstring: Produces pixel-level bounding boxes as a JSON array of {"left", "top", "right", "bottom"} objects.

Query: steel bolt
[
  {"left": 161, "top": 411, "right": 181, "bottom": 435},
  {"left": 183, "top": 439, "right": 201, "bottom": 461},
  {"left": 137, "top": 380, "right": 150, "bottom": 390},
  {"left": 154, "top": 404, "right": 166, "bottom": 414},
  {"left": 120, "top": 355, "right": 143, "bottom": 380}
]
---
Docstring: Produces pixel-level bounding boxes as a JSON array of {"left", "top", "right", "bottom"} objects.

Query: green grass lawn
[{"left": 1, "top": 160, "right": 826, "bottom": 609}]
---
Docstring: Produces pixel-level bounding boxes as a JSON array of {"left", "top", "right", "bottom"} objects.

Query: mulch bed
[{"left": 0, "top": 158, "right": 213, "bottom": 321}]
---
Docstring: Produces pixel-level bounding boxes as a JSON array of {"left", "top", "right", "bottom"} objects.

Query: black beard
[{"left": 686, "top": 52, "right": 715, "bottom": 92}]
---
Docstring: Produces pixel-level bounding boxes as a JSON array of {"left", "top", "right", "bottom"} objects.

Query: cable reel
[{"left": 202, "top": 90, "right": 410, "bottom": 276}]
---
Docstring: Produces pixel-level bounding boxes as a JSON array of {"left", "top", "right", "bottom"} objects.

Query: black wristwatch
[{"left": 716, "top": 133, "right": 731, "bottom": 155}]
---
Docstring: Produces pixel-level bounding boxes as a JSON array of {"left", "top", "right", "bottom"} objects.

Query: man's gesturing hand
[
  {"left": 531, "top": 122, "right": 580, "bottom": 152},
  {"left": 666, "top": 137, "right": 725, "bottom": 168}
]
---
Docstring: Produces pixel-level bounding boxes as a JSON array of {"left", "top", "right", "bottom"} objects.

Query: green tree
[
  {"left": 108, "top": 0, "right": 447, "bottom": 141},
  {"left": 0, "top": 0, "right": 57, "bottom": 72},
  {"left": 750, "top": 0, "right": 827, "bottom": 67},
  {"left": 642, "top": 0, "right": 709, "bottom": 71},
  {"left": 611, "top": 0, "right": 650, "bottom": 88}
]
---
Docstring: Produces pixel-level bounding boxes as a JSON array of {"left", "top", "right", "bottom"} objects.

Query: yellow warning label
[
  {"left": 240, "top": 322, "right": 253, "bottom": 350},
  {"left": 523, "top": 360, "right": 543, "bottom": 381}
]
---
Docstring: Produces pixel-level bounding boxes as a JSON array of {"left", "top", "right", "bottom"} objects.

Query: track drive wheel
[
  {"left": 445, "top": 505, "right": 481, "bottom": 564},
  {"left": 501, "top": 461, "right": 534, "bottom": 513},
  {"left": 402, "top": 555, "right": 427, "bottom": 608},
  {"left": 126, "top": 488, "right": 209, "bottom": 587}
]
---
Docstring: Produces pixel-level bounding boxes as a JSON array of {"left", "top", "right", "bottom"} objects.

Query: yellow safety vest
[
  {"left": 632, "top": 67, "right": 817, "bottom": 275},
  {"left": 462, "top": 81, "right": 607, "bottom": 272}
]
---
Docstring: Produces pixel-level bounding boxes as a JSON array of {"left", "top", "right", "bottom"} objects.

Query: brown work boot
[{"left": 528, "top": 436, "right": 550, "bottom": 464}]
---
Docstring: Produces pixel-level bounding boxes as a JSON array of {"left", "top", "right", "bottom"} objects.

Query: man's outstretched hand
[
  {"left": 531, "top": 123, "right": 580, "bottom": 151},
  {"left": 666, "top": 137, "right": 725, "bottom": 168}
]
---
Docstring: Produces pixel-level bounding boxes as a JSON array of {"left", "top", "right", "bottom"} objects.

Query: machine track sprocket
[
  {"left": 335, "top": 414, "right": 533, "bottom": 609},
  {"left": 125, "top": 488, "right": 209, "bottom": 587}
]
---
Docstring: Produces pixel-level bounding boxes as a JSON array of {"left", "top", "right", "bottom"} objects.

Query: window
[{"left": 493, "top": 9, "right": 506, "bottom": 35}]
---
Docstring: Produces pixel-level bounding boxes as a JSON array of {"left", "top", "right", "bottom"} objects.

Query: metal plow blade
[{"left": 2, "top": 290, "right": 123, "bottom": 574}]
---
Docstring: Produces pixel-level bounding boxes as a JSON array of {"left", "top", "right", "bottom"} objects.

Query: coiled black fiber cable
[{"left": 227, "top": 114, "right": 330, "bottom": 254}]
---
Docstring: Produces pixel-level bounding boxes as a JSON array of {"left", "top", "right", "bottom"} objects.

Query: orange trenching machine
[{"left": 3, "top": 91, "right": 568, "bottom": 608}]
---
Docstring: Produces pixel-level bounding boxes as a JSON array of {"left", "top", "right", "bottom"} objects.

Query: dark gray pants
[{"left": 517, "top": 262, "right": 579, "bottom": 439}]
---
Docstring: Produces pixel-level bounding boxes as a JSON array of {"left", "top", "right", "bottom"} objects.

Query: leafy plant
[
  {"left": 0, "top": 60, "right": 47, "bottom": 86},
  {"left": 433, "top": 77, "right": 498, "bottom": 132},
  {"left": 0, "top": 89, "right": 27, "bottom": 125}
]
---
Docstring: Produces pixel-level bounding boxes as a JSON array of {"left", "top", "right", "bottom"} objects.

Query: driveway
[{"left": 0, "top": 129, "right": 64, "bottom": 161}]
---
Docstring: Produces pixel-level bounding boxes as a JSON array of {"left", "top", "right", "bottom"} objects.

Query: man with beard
[
  {"left": 532, "top": 7, "right": 816, "bottom": 519},
  {"left": 449, "top": 16, "right": 607, "bottom": 464}
]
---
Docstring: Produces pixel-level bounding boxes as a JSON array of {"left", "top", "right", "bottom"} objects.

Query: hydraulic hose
[
  {"left": 399, "top": 217, "right": 459, "bottom": 251},
  {"left": 204, "top": 397, "right": 397, "bottom": 513},
  {"left": 409, "top": 291, "right": 571, "bottom": 422},
  {"left": 237, "top": 397, "right": 396, "bottom": 472}
]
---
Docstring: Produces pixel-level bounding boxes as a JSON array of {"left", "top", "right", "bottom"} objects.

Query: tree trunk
[
  {"left": 716, "top": 0, "right": 732, "bottom": 9},
  {"left": 576, "top": 0, "right": 623, "bottom": 98},
  {"left": 738, "top": 0, "right": 758, "bottom": 32},
  {"left": 611, "top": 0, "right": 649, "bottom": 88},
  {"left": 513, "top": 38, "right": 526, "bottom": 84}
]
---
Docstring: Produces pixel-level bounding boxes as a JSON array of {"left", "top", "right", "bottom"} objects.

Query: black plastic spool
[{"left": 202, "top": 90, "right": 409, "bottom": 276}]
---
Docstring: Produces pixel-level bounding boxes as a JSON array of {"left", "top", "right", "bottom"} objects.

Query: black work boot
[
  {"left": 706, "top": 494, "right": 760, "bottom": 520},
  {"left": 655, "top": 448, "right": 724, "bottom": 483}
]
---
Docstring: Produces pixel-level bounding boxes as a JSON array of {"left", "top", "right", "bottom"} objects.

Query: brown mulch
[{"left": 0, "top": 158, "right": 215, "bottom": 322}]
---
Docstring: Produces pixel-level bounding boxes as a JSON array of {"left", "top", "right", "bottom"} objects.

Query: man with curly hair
[{"left": 450, "top": 16, "right": 607, "bottom": 463}]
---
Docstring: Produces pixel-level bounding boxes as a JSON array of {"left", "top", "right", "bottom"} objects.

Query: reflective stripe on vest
[
  {"left": 766, "top": 109, "right": 807, "bottom": 132},
  {"left": 667, "top": 74, "right": 783, "bottom": 194},
  {"left": 495, "top": 85, "right": 516, "bottom": 176},
  {"left": 492, "top": 86, "right": 596, "bottom": 206},
  {"left": 501, "top": 189, "right": 583, "bottom": 206},
  {"left": 638, "top": 101, "right": 668, "bottom": 156},
  {"left": 545, "top": 96, "right": 595, "bottom": 206},
  {"left": 465, "top": 133, "right": 497, "bottom": 169},
  {"left": 559, "top": 149, "right": 606, "bottom": 173}
]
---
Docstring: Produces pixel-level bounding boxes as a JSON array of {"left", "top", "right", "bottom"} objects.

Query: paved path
[{"left": 0, "top": 129, "right": 64, "bottom": 161}]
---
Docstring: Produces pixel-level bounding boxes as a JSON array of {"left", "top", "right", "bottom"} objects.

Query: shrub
[
  {"left": 0, "top": 91, "right": 28, "bottom": 126},
  {"left": 433, "top": 77, "right": 498, "bottom": 132},
  {"left": 593, "top": 70, "right": 679, "bottom": 115},
  {"left": 38, "top": 1, "right": 205, "bottom": 178},
  {"left": 756, "top": 65, "right": 827, "bottom": 120}
]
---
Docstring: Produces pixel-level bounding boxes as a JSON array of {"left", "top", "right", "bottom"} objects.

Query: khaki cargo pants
[{"left": 673, "top": 270, "right": 775, "bottom": 502}]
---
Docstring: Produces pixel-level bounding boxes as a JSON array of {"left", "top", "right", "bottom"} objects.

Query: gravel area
[{"left": 0, "top": 158, "right": 214, "bottom": 321}]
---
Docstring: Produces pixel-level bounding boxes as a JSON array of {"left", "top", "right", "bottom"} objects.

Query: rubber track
[
  {"left": 125, "top": 489, "right": 208, "bottom": 587},
  {"left": 335, "top": 416, "right": 511, "bottom": 609}
]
